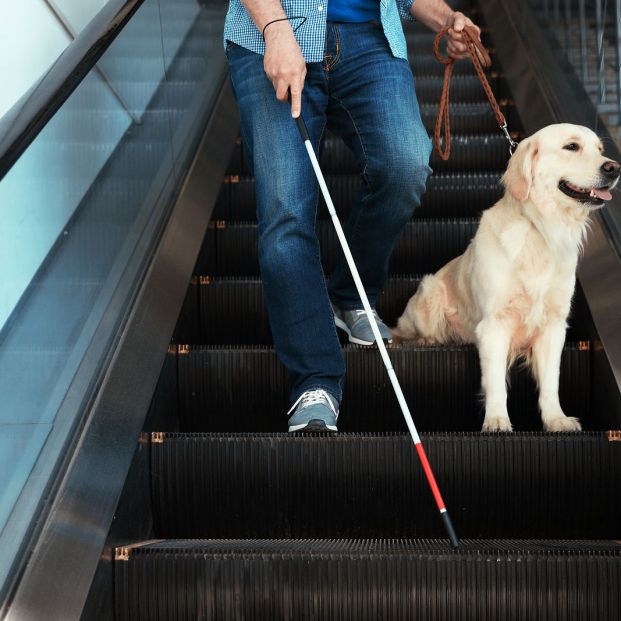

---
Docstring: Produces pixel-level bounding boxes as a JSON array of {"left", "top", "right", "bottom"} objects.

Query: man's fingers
[
  {"left": 447, "top": 27, "right": 463, "bottom": 41},
  {"left": 448, "top": 40, "right": 468, "bottom": 53},
  {"left": 289, "top": 72, "right": 306, "bottom": 117},
  {"left": 273, "top": 79, "right": 304, "bottom": 117},
  {"left": 290, "top": 88, "right": 302, "bottom": 118},
  {"left": 447, "top": 14, "right": 484, "bottom": 61},
  {"left": 452, "top": 12, "right": 467, "bottom": 32},
  {"left": 275, "top": 81, "right": 289, "bottom": 102},
  {"left": 447, "top": 42, "right": 468, "bottom": 59}
]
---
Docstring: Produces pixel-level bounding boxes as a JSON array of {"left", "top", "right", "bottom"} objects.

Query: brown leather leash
[{"left": 433, "top": 25, "right": 518, "bottom": 161}]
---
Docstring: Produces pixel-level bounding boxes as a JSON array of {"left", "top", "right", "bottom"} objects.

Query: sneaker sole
[
  {"left": 288, "top": 419, "right": 338, "bottom": 433},
  {"left": 334, "top": 315, "right": 392, "bottom": 347}
]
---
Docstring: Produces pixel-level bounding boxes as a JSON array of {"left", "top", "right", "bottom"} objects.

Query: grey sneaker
[
  {"left": 333, "top": 305, "right": 392, "bottom": 346},
  {"left": 287, "top": 389, "right": 339, "bottom": 432}
]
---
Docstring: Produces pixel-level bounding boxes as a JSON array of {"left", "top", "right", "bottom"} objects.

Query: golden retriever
[{"left": 393, "top": 123, "right": 620, "bottom": 431}]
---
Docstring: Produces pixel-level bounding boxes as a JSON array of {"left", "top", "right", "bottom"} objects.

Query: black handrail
[{"left": 0, "top": 0, "right": 145, "bottom": 182}]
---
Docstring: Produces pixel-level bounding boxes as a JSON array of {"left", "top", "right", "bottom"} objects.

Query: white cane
[{"left": 294, "top": 113, "right": 459, "bottom": 548}]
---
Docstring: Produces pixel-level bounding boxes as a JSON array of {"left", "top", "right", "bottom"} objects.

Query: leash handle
[{"left": 433, "top": 26, "right": 516, "bottom": 160}]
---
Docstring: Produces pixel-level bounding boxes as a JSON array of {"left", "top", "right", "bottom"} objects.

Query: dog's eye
[{"left": 563, "top": 143, "right": 580, "bottom": 151}]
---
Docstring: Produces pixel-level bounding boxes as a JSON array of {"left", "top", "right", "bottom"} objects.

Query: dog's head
[{"left": 502, "top": 123, "right": 620, "bottom": 211}]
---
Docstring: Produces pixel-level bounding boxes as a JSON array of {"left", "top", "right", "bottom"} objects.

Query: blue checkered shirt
[{"left": 223, "top": 0, "right": 414, "bottom": 62}]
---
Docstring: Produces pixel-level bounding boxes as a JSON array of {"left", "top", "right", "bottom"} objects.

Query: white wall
[
  {"left": 48, "top": 0, "right": 110, "bottom": 34},
  {"left": 0, "top": 0, "right": 71, "bottom": 119},
  {"left": 0, "top": 0, "right": 111, "bottom": 119}
]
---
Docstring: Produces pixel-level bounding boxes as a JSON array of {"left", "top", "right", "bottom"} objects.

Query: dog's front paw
[
  {"left": 414, "top": 335, "right": 440, "bottom": 346},
  {"left": 543, "top": 416, "right": 582, "bottom": 432},
  {"left": 481, "top": 416, "right": 513, "bottom": 432},
  {"left": 390, "top": 330, "right": 403, "bottom": 345}
]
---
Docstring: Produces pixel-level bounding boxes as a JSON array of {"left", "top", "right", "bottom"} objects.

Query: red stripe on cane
[{"left": 415, "top": 442, "right": 446, "bottom": 511}]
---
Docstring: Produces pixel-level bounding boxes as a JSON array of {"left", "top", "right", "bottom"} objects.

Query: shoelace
[
  {"left": 287, "top": 389, "right": 338, "bottom": 417},
  {"left": 354, "top": 309, "right": 380, "bottom": 319}
]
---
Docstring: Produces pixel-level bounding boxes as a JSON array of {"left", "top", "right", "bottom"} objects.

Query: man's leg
[
  {"left": 324, "top": 22, "right": 433, "bottom": 310},
  {"left": 226, "top": 43, "right": 344, "bottom": 407}
]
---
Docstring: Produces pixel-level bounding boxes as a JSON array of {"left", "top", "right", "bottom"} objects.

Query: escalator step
[
  {"left": 410, "top": 54, "right": 484, "bottom": 75},
  {"left": 174, "top": 344, "right": 590, "bottom": 432},
  {"left": 420, "top": 102, "right": 511, "bottom": 134},
  {"left": 175, "top": 276, "right": 585, "bottom": 346},
  {"left": 172, "top": 277, "right": 200, "bottom": 344},
  {"left": 197, "top": 219, "right": 479, "bottom": 276},
  {"left": 212, "top": 173, "right": 502, "bottom": 221},
  {"left": 227, "top": 134, "right": 510, "bottom": 177},
  {"left": 149, "top": 432, "right": 619, "bottom": 539},
  {"left": 412, "top": 75, "right": 500, "bottom": 104},
  {"left": 406, "top": 30, "right": 455, "bottom": 48},
  {"left": 321, "top": 133, "right": 510, "bottom": 174},
  {"left": 194, "top": 275, "right": 421, "bottom": 345},
  {"left": 226, "top": 113, "right": 512, "bottom": 175},
  {"left": 115, "top": 538, "right": 621, "bottom": 620},
  {"left": 405, "top": 26, "right": 490, "bottom": 48}
]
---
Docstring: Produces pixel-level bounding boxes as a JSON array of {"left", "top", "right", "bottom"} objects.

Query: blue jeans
[{"left": 226, "top": 21, "right": 432, "bottom": 406}]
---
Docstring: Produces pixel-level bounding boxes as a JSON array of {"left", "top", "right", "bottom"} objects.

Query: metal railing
[
  {"left": 0, "top": 0, "right": 228, "bottom": 613},
  {"left": 0, "top": 0, "right": 145, "bottom": 180},
  {"left": 531, "top": 0, "right": 621, "bottom": 136}
]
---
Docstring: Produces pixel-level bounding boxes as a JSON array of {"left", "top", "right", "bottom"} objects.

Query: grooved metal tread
[
  {"left": 409, "top": 56, "right": 484, "bottom": 75},
  {"left": 196, "top": 218, "right": 479, "bottom": 276},
  {"left": 150, "top": 431, "right": 618, "bottom": 539},
  {"left": 418, "top": 102, "right": 512, "bottom": 134},
  {"left": 180, "top": 275, "right": 423, "bottom": 345},
  {"left": 121, "top": 537, "right": 621, "bottom": 555},
  {"left": 322, "top": 133, "right": 510, "bottom": 174},
  {"left": 174, "top": 343, "right": 590, "bottom": 432},
  {"left": 407, "top": 56, "right": 499, "bottom": 80},
  {"left": 227, "top": 134, "right": 511, "bottom": 177},
  {"left": 406, "top": 30, "right": 471, "bottom": 48},
  {"left": 213, "top": 172, "right": 502, "bottom": 221},
  {"left": 175, "top": 275, "right": 587, "bottom": 345},
  {"left": 115, "top": 537, "right": 621, "bottom": 620},
  {"left": 401, "top": 75, "right": 502, "bottom": 105}
]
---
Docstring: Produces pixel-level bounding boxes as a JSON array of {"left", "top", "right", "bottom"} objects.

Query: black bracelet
[{"left": 262, "top": 15, "right": 307, "bottom": 41}]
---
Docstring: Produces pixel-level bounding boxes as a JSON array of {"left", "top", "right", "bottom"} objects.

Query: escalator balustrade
[{"left": 112, "top": 8, "right": 621, "bottom": 620}]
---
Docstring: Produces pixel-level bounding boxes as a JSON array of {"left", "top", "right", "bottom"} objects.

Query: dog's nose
[{"left": 601, "top": 160, "right": 621, "bottom": 176}]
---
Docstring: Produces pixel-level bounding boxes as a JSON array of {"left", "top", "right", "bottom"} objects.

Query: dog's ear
[{"left": 502, "top": 138, "right": 539, "bottom": 201}]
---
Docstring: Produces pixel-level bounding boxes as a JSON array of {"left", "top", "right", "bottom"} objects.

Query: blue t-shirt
[{"left": 327, "top": 0, "right": 381, "bottom": 22}]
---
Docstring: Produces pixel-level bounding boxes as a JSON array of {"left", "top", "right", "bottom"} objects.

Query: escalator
[
  {"left": 2, "top": 0, "right": 621, "bottom": 619},
  {"left": 108, "top": 3, "right": 621, "bottom": 620}
]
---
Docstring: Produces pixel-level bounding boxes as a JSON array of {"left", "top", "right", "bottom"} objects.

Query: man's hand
[
  {"left": 444, "top": 11, "right": 481, "bottom": 60},
  {"left": 263, "top": 21, "right": 307, "bottom": 118},
  {"left": 410, "top": 1, "right": 483, "bottom": 60}
]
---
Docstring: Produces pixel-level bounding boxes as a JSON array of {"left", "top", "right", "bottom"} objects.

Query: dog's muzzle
[{"left": 559, "top": 167, "right": 619, "bottom": 207}]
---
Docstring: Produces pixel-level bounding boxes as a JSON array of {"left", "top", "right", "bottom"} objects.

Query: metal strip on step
[
  {"left": 114, "top": 540, "right": 166, "bottom": 562},
  {"left": 202, "top": 219, "right": 480, "bottom": 277},
  {"left": 214, "top": 173, "right": 502, "bottom": 223}
]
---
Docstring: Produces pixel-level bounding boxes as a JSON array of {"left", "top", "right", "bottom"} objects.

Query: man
[{"left": 224, "top": 0, "right": 480, "bottom": 432}]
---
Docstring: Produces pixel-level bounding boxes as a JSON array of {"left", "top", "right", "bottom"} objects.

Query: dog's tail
[
  {"left": 393, "top": 275, "right": 452, "bottom": 344},
  {"left": 392, "top": 297, "right": 421, "bottom": 343}
]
